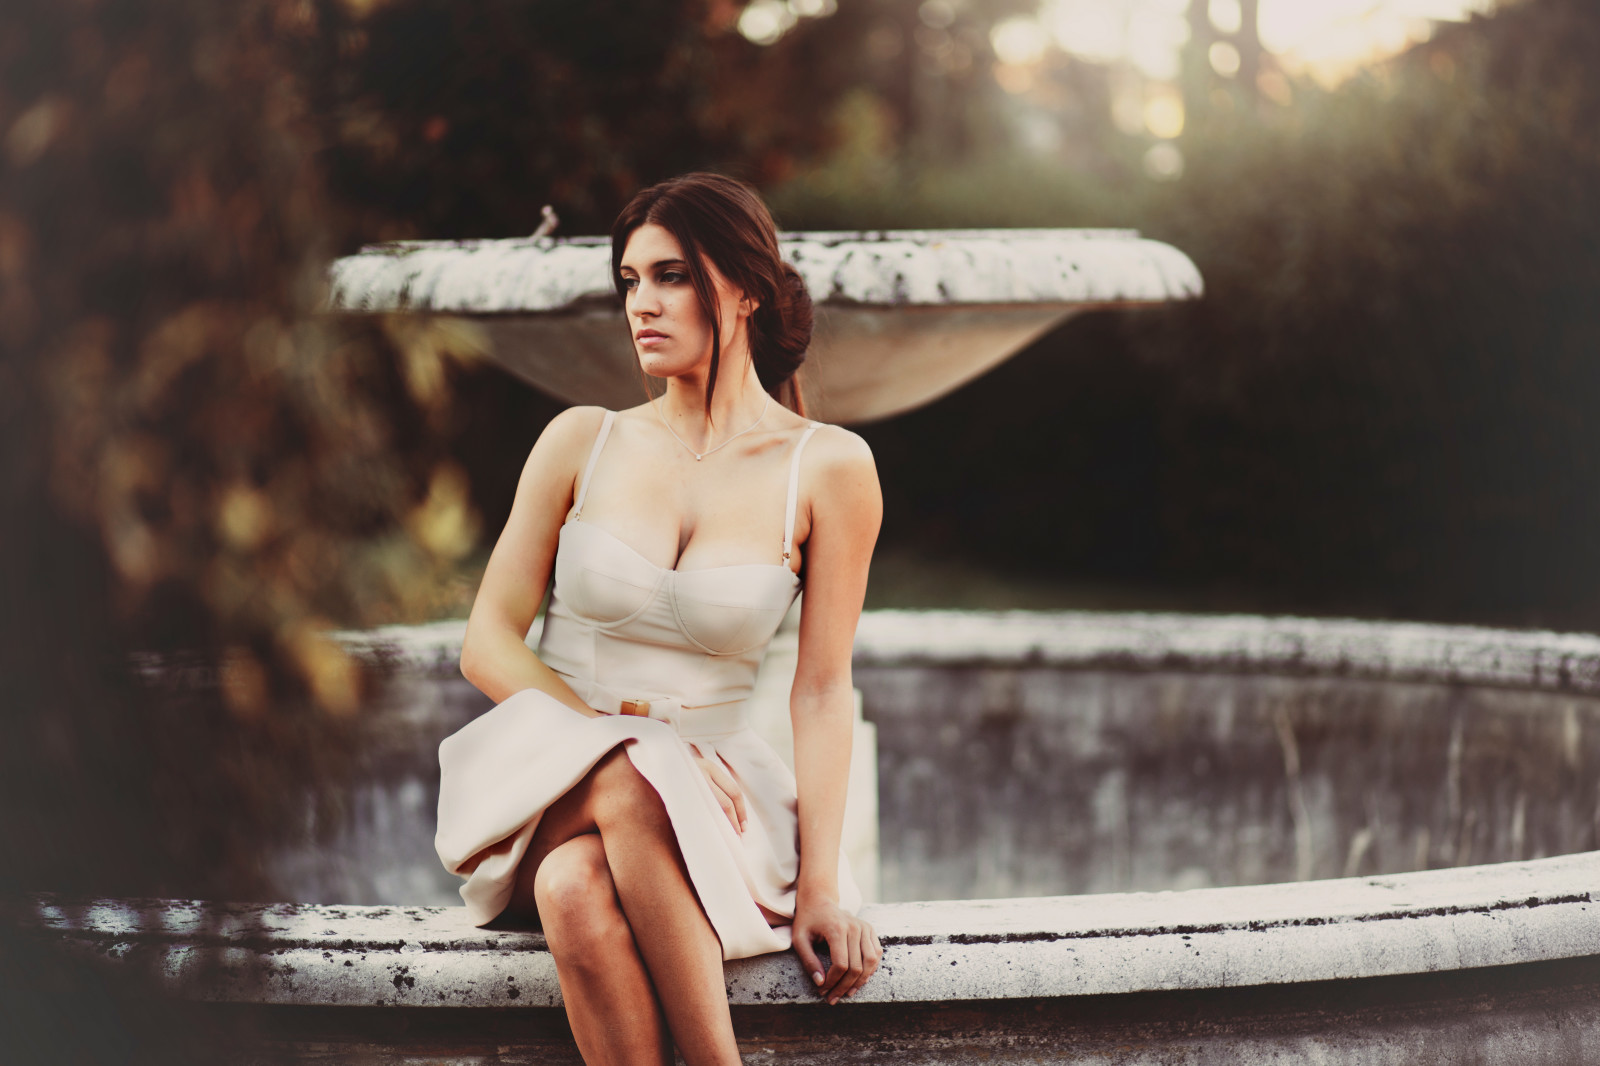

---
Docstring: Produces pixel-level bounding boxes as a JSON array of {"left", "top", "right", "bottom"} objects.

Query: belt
[{"left": 579, "top": 681, "right": 749, "bottom": 740}]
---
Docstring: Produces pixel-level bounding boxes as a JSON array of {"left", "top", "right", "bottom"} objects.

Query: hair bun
[
  {"left": 749, "top": 263, "right": 811, "bottom": 408},
  {"left": 761, "top": 263, "right": 813, "bottom": 367}
]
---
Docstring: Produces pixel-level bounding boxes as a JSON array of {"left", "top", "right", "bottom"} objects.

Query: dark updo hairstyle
[{"left": 611, "top": 172, "right": 812, "bottom": 416}]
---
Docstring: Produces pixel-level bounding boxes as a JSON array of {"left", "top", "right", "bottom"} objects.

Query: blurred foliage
[
  {"left": 297, "top": 0, "right": 735, "bottom": 239},
  {"left": 0, "top": 0, "right": 487, "bottom": 902},
  {"left": 842, "top": 0, "right": 1600, "bottom": 628},
  {"left": 293, "top": 0, "right": 1039, "bottom": 240},
  {"left": 1139, "top": 14, "right": 1600, "bottom": 624}
]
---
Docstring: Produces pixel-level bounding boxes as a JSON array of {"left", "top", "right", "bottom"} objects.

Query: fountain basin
[
  {"left": 24, "top": 852, "right": 1600, "bottom": 1063},
  {"left": 40, "top": 610, "right": 1600, "bottom": 1062},
  {"left": 293, "top": 610, "right": 1600, "bottom": 907},
  {"left": 850, "top": 611, "right": 1600, "bottom": 900},
  {"left": 325, "top": 229, "right": 1202, "bottom": 423}
]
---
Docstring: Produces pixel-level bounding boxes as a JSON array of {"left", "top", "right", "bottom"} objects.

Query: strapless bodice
[{"left": 538, "top": 520, "right": 802, "bottom": 713}]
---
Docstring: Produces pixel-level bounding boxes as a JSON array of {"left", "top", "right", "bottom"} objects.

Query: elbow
[
  {"left": 458, "top": 630, "right": 484, "bottom": 690},
  {"left": 791, "top": 674, "right": 855, "bottom": 708},
  {"left": 789, "top": 678, "right": 857, "bottom": 725}
]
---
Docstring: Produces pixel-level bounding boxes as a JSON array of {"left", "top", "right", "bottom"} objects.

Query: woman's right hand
[{"left": 691, "top": 746, "right": 747, "bottom": 833}]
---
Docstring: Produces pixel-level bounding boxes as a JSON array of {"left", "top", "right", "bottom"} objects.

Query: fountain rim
[
  {"left": 329, "top": 608, "right": 1600, "bottom": 697},
  {"left": 23, "top": 850, "right": 1600, "bottom": 1007},
  {"left": 325, "top": 226, "right": 1204, "bottom": 317},
  {"left": 352, "top": 226, "right": 1150, "bottom": 256}
]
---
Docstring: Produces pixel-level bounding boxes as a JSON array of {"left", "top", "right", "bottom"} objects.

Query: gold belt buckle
[{"left": 619, "top": 698, "right": 651, "bottom": 717}]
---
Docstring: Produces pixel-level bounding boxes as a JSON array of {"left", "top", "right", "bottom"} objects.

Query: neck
[{"left": 657, "top": 359, "right": 769, "bottom": 444}]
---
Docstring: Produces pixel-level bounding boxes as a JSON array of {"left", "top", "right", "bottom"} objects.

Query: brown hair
[{"left": 611, "top": 172, "right": 811, "bottom": 416}]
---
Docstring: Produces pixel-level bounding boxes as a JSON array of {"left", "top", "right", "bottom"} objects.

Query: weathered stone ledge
[
  {"left": 331, "top": 609, "right": 1600, "bottom": 695},
  {"left": 326, "top": 229, "right": 1201, "bottom": 315},
  {"left": 24, "top": 851, "right": 1599, "bottom": 1010}
]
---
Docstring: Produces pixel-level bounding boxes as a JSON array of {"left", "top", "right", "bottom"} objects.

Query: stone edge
[
  {"left": 327, "top": 610, "right": 1600, "bottom": 696},
  {"left": 325, "top": 230, "right": 1201, "bottom": 314},
  {"left": 22, "top": 851, "right": 1600, "bottom": 1008}
]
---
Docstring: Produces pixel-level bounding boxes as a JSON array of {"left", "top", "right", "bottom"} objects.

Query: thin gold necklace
[{"left": 654, "top": 395, "right": 770, "bottom": 461}]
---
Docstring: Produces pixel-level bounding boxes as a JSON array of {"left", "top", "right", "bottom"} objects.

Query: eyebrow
[{"left": 618, "top": 258, "right": 690, "bottom": 273}]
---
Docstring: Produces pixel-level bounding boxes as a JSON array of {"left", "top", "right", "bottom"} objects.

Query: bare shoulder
[
  {"left": 803, "top": 423, "right": 881, "bottom": 529},
  {"left": 528, "top": 405, "right": 609, "bottom": 464},
  {"left": 540, "top": 404, "right": 610, "bottom": 447},
  {"left": 805, "top": 423, "right": 878, "bottom": 482}
]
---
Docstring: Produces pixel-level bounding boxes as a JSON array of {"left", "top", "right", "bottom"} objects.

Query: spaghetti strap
[
  {"left": 571, "top": 410, "right": 616, "bottom": 520},
  {"left": 782, "top": 423, "right": 822, "bottom": 566}
]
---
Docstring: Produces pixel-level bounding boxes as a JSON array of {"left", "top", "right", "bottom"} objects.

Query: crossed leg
[{"left": 509, "top": 745, "right": 742, "bottom": 1066}]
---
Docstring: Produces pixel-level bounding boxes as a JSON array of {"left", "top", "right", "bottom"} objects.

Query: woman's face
[{"left": 618, "top": 222, "right": 747, "bottom": 380}]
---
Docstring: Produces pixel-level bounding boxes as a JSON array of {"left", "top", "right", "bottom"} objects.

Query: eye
[
  {"left": 659, "top": 270, "right": 688, "bottom": 285},
  {"left": 620, "top": 275, "right": 639, "bottom": 291}
]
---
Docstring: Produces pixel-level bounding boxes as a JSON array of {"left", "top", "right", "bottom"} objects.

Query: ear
[{"left": 738, "top": 291, "right": 760, "bottom": 317}]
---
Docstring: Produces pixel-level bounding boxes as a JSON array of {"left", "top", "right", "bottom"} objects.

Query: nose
[{"left": 630, "top": 278, "right": 662, "bottom": 317}]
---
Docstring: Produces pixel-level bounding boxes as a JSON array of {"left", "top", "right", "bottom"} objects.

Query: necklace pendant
[{"left": 654, "top": 395, "right": 769, "bottom": 465}]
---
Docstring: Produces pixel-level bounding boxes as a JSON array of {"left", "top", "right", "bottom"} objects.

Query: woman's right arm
[{"left": 459, "top": 406, "right": 604, "bottom": 714}]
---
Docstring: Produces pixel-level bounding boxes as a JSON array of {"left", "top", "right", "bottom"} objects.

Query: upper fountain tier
[{"left": 327, "top": 229, "right": 1202, "bottom": 424}]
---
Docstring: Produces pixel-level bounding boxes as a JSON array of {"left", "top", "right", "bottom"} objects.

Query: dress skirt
[{"left": 435, "top": 687, "right": 860, "bottom": 961}]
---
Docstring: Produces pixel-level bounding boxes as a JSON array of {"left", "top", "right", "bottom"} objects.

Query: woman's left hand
[{"left": 791, "top": 895, "right": 881, "bottom": 1005}]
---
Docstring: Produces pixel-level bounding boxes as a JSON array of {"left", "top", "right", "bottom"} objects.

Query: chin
[
  {"left": 636, "top": 349, "right": 704, "bottom": 380},
  {"left": 635, "top": 354, "right": 675, "bottom": 380}
]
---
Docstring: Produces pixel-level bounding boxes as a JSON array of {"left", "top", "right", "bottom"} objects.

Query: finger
[
  {"left": 862, "top": 923, "right": 882, "bottom": 979},
  {"left": 716, "top": 754, "right": 748, "bottom": 830},
  {"left": 820, "top": 928, "right": 850, "bottom": 1001},
  {"left": 703, "top": 755, "right": 747, "bottom": 831},
  {"left": 695, "top": 752, "right": 747, "bottom": 832},
  {"left": 839, "top": 926, "right": 866, "bottom": 1002},
  {"left": 711, "top": 782, "right": 739, "bottom": 830},
  {"left": 693, "top": 753, "right": 741, "bottom": 831},
  {"left": 792, "top": 930, "right": 826, "bottom": 989},
  {"left": 728, "top": 779, "right": 747, "bottom": 831},
  {"left": 847, "top": 926, "right": 880, "bottom": 998},
  {"left": 827, "top": 927, "right": 860, "bottom": 1005},
  {"left": 839, "top": 926, "right": 865, "bottom": 999}
]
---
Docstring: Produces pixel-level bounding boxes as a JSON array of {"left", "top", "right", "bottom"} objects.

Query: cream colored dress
[{"left": 435, "top": 411, "right": 861, "bottom": 960}]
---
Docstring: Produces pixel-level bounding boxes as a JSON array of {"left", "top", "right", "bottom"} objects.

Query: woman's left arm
[{"left": 788, "top": 426, "right": 883, "bottom": 1005}]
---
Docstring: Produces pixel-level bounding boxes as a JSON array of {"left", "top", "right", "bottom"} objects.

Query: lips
[{"left": 636, "top": 328, "right": 667, "bottom": 345}]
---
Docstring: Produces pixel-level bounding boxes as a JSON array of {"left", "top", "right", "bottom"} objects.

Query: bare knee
[
  {"left": 535, "top": 839, "right": 629, "bottom": 956},
  {"left": 534, "top": 836, "right": 615, "bottom": 920},
  {"left": 588, "top": 748, "right": 671, "bottom": 832}
]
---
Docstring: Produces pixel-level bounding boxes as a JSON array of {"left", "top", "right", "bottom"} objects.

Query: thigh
[{"left": 506, "top": 745, "right": 632, "bottom": 919}]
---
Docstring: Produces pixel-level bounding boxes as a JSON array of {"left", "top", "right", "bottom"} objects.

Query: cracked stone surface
[
  {"left": 23, "top": 852, "right": 1600, "bottom": 1008},
  {"left": 326, "top": 230, "right": 1201, "bottom": 315},
  {"left": 322, "top": 229, "right": 1203, "bottom": 424},
  {"left": 331, "top": 609, "right": 1600, "bottom": 694}
]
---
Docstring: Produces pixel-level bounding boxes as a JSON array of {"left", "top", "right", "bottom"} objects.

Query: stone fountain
[
  {"left": 26, "top": 230, "right": 1600, "bottom": 1062},
  {"left": 27, "top": 613, "right": 1600, "bottom": 1063},
  {"left": 324, "top": 228, "right": 1202, "bottom": 423}
]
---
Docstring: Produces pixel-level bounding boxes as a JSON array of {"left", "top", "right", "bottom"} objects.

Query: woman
[{"left": 434, "top": 172, "right": 883, "bottom": 1066}]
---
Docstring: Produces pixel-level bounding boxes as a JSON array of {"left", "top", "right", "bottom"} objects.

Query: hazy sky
[
  {"left": 1031, "top": 0, "right": 1495, "bottom": 82},
  {"left": 737, "top": 0, "right": 1499, "bottom": 86}
]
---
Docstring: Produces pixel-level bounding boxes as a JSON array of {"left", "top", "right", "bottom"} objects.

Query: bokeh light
[{"left": 990, "top": 16, "right": 1052, "bottom": 66}]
